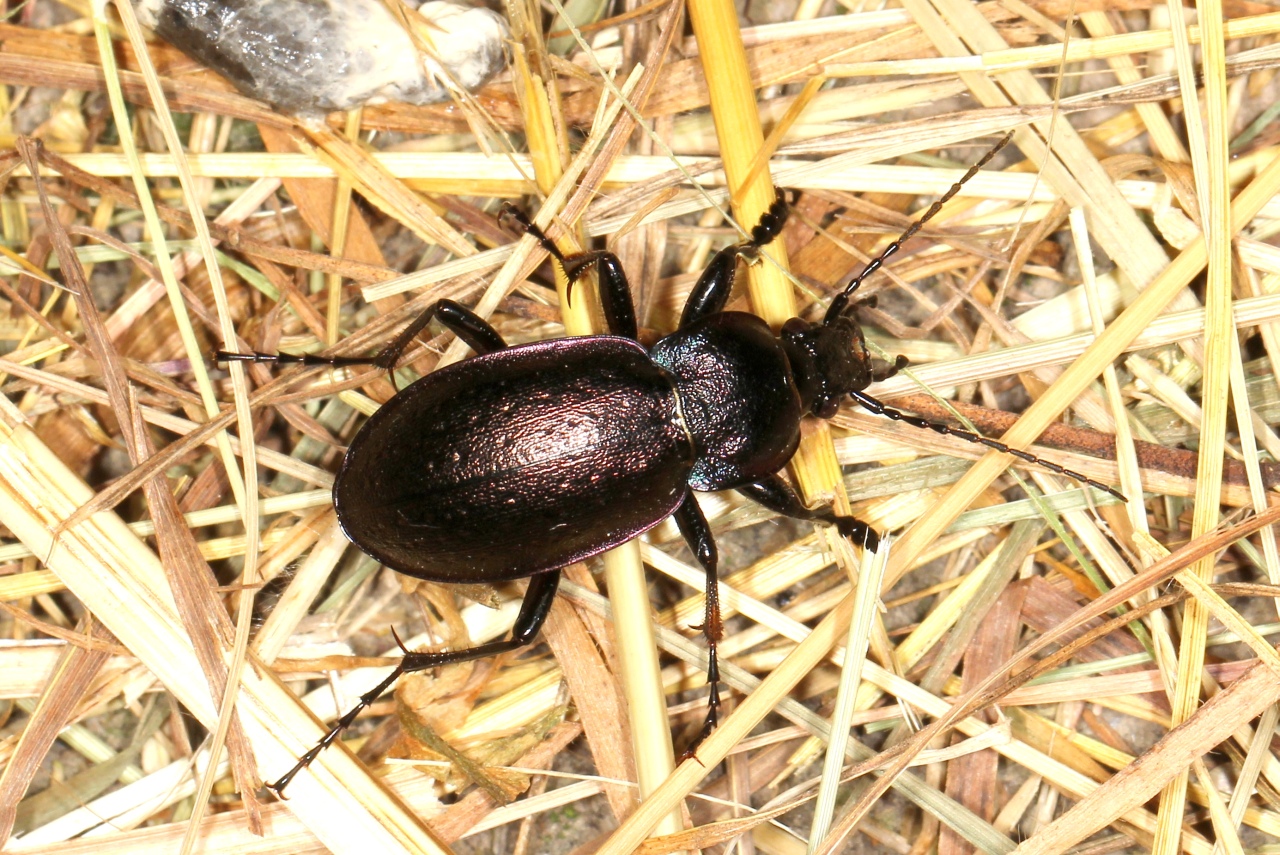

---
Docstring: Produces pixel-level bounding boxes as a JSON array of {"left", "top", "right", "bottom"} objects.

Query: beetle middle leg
[
  {"left": 499, "top": 204, "right": 638, "bottom": 340},
  {"left": 268, "top": 569, "right": 561, "bottom": 795},
  {"left": 215, "top": 299, "right": 507, "bottom": 380},
  {"left": 738, "top": 474, "right": 880, "bottom": 552},
  {"left": 671, "top": 491, "right": 725, "bottom": 759}
]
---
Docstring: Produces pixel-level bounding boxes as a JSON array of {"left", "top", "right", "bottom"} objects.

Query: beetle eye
[{"left": 816, "top": 397, "right": 840, "bottom": 419}]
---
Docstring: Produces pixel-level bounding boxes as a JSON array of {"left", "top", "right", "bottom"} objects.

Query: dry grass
[{"left": 1, "top": 0, "right": 1280, "bottom": 853}]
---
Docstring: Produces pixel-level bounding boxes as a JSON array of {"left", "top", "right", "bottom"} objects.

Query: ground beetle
[{"left": 219, "top": 132, "right": 1123, "bottom": 793}]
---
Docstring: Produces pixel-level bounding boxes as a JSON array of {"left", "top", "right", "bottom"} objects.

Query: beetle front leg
[
  {"left": 677, "top": 243, "right": 748, "bottom": 328},
  {"left": 671, "top": 491, "right": 725, "bottom": 759},
  {"left": 678, "top": 194, "right": 789, "bottom": 328},
  {"left": 267, "top": 570, "right": 560, "bottom": 796},
  {"left": 499, "top": 204, "right": 638, "bottom": 340},
  {"left": 738, "top": 474, "right": 880, "bottom": 551}
]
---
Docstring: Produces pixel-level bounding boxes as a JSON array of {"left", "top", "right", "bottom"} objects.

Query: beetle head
[{"left": 781, "top": 315, "right": 866, "bottom": 419}]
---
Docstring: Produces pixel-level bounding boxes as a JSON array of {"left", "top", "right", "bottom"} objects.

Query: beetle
[{"left": 218, "top": 132, "right": 1122, "bottom": 793}]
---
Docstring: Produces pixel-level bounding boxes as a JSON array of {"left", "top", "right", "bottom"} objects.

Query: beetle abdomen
[{"left": 334, "top": 337, "right": 692, "bottom": 582}]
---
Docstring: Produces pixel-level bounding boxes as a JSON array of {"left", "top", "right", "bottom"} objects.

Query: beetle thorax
[
  {"left": 650, "top": 312, "right": 803, "bottom": 492},
  {"left": 781, "top": 316, "right": 866, "bottom": 420}
]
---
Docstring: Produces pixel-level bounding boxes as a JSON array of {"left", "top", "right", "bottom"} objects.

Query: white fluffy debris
[{"left": 134, "top": 0, "right": 509, "bottom": 115}]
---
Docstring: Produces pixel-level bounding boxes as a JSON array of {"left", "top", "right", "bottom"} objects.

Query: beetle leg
[
  {"left": 678, "top": 243, "right": 748, "bottom": 328},
  {"left": 738, "top": 474, "right": 880, "bottom": 551},
  {"left": 267, "top": 570, "right": 560, "bottom": 796},
  {"left": 550, "top": 250, "right": 637, "bottom": 340},
  {"left": 214, "top": 300, "right": 506, "bottom": 383},
  {"left": 212, "top": 350, "right": 379, "bottom": 368},
  {"left": 679, "top": 195, "right": 789, "bottom": 328},
  {"left": 498, "top": 204, "right": 638, "bottom": 340},
  {"left": 550, "top": 249, "right": 640, "bottom": 340},
  {"left": 671, "top": 492, "right": 724, "bottom": 759},
  {"left": 372, "top": 299, "right": 508, "bottom": 377}
]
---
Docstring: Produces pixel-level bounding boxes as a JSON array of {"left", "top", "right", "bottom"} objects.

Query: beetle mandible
[{"left": 219, "top": 132, "right": 1123, "bottom": 794}]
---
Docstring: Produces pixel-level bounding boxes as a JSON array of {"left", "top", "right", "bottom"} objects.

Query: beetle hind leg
[
  {"left": 267, "top": 570, "right": 560, "bottom": 796},
  {"left": 380, "top": 299, "right": 507, "bottom": 364},
  {"left": 671, "top": 492, "right": 726, "bottom": 759}
]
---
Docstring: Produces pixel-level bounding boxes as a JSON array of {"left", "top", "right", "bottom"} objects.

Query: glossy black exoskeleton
[{"left": 218, "top": 133, "right": 1123, "bottom": 793}]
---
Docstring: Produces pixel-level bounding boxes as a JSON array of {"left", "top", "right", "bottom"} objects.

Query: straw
[{"left": 5, "top": 1, "right": 1280, "bottom": 852}]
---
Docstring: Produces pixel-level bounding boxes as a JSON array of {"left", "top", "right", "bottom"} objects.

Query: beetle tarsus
[
  {"left": 216, "top": 300, "right": 509, "bottom": 394},
  {"left": 213, "top": 349, "right": 377, "bottom": 368},
  {"left": 267, "top": 657, "right": 407, "bottom": 794},
  {"left": 676, "top": 678, "right": 720, "bottom": 766},
  {"left": 500, "top": 204, "right": 641, "bottom": 338},
  {"left": 678, "top": 192, "right": 789, "bottom": 328},
  {"left": 267, "top": 574, "right": 560, "bottom": 796},
  {"left": 680, "top": 680, "right": 722, "bottom": 761},
  {"left": 832, "top": 516, "right": 880, "bottom": 552},
  {"left": 748, "top": 194, "right": 789, "bottom": 246}
]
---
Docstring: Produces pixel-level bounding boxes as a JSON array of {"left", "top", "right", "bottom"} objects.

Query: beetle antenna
[
  {"left": 824, "top": 132, "right": 1014, "bottom": 325},
  {"left": 849, "top": 389, "right": 1125, "bottom": 501}
]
